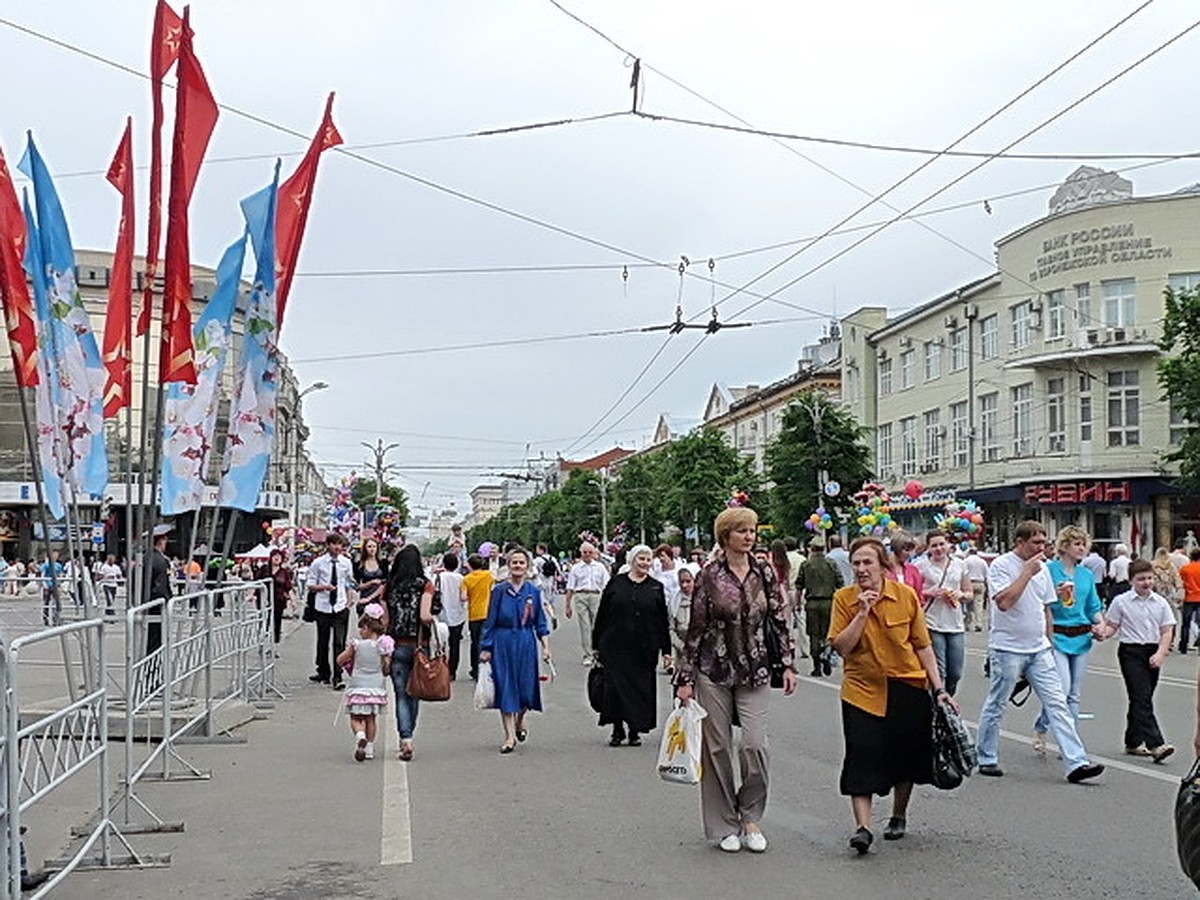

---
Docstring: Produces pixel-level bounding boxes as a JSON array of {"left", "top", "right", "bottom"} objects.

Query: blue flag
[
  {"left": 18, "top": 134, "right": 108, "bottom": 501},
  {"left": 219, "top": 163, "right": 280, "bottom": 513},
  {"left": 20, "top": 191, "right": 66, "bottom": 520},
  {"left": 160, "top": 233, "right": 248, "bottom": 516}
]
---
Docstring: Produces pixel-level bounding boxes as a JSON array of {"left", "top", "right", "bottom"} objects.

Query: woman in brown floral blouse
[{"left": 675, "top": 506, "right": 797, "bottom": 854}]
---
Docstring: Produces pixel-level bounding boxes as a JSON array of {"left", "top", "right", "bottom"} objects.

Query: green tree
[
  {"left": 1159, "top": 284, "right": 1200, "bottom": 485},
  {"left": 658, "top": 428, "right": 758, "bottom": 548},
  {"left": 352, "top": 478, "right": 409, "bottom": 525},
  {"left": 766, "top": 391, "right": 872, "bottom": 537},
  {"left": 609, "top": 453, "right": 666, "bottom": 545}
]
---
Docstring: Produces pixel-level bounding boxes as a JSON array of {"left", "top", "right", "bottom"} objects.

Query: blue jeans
[
  {"left": 929, "top": 630, "right": 964, "bottom": 696},
  {"left": 1033, "top": 648, "right": 1088, "bottom": 733},
  {"left": 390, "top": 643, "right": 419, "bottom": 741},
  {"left": 977, "top": 647, "right": 1090, "bottom": 775}
]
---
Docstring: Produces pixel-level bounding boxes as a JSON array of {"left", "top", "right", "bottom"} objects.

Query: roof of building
[{"left": 559, "top": 447, "right": 634, "bottom": 472}]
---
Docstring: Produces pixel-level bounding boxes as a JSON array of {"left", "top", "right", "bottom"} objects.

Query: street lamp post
[{"left": 292, "top": 381, "right": 329, "bottom": 530}]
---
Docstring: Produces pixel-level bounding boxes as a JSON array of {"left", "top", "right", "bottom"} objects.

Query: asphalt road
[{"left": 39, "top": 617, "right": 1200, "bottom": 899}]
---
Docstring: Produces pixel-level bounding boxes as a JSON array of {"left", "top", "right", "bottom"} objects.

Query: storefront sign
[{"left": 1023, "top": 480, "right": 1131, "bottom": 506}]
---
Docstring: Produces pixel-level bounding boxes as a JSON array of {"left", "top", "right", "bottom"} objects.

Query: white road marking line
[
  {"left": 381, "top": 727, "right": 413, "bottom": 865},
  {"left": 797, "top": 674, "right": 1181, "bottom": 785},
  {"left": 963, "top": 646, "right": 1194, "bottom": 689}
]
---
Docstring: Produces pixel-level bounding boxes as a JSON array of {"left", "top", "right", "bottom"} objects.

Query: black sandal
[
  {"left": 500, "top": 741, "right": 516, "bottom": 754},
  {"left": 608, "top": 734, "right": 625, "bottom": 747},
  {"left": 516, "top": 729, "right": 528, "bottom": 743}
]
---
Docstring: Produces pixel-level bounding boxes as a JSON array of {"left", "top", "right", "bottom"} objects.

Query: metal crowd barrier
[
  {"left": 0, "top": 579, "right": 281, "bottom": 895},
  {"left": 2, "top": 619, "right": 163, "bottom": 900},
  {"left": 117, "top": 580, "right": 278, "bottom": 833}
]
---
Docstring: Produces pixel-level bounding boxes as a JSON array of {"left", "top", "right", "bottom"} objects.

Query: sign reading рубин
[{"left": 1024, "top": 480, "right": 1131, "bottom": 506}]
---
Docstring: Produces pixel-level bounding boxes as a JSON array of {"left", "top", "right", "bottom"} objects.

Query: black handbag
[
  {"left": 1176, "top": 757, "right": 1200, "bottom": 887},
  {"left": 587, "top": 665, "right": 606, "bottom": 713},
  {"left": 762, "top": 613, "right": 785, "bottom": 689},
  {"left": 930, "top": 692, "right": 975, "bottom": 791}
]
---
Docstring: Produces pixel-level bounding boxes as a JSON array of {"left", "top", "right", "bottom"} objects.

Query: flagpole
[{"left": 134, "top": 291, "right": 155, "bottom": 606}]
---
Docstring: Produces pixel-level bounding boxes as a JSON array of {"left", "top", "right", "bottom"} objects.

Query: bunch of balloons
[
  {"left": 327, "top": 473, "right": 363, "bottom": 543},
  {"left": 372, "top": 505, "right": 404, "bottom": 549},
  {"left": 577, "top": 530, "right": 600, "bottom": 550},
  {"left": 478, "top": 541, "right": 498, "bottom": 559},
  {"left": 805, "top": 505, "right": 834, "bottom": 531},
  {"left": 726, "top": 489, "right": 751, "bottom": 508},
  {"left": 935, "top": 498, "right": 985, "bottom": 548},
  {"left": 606, "top": 522, "right": 629, "bottom": 557},
  {"left": 852, "top": 481, "right": 896, "bottom": 537}
]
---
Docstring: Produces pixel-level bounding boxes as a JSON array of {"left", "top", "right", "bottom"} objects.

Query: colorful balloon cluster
[
  {"left": 327, "top": 473, "right": 363, "bottom": 543},
  {"left": 606, "top": 522, "right": 629, "bottom": 556},
  {"left": 577, "top": 530, "right": 600, "bottom": 549},
  {"left": 726, "top": 489, "right": 751, "bottom": 508},
  {"left": 372, "top": 505, "right": 404, "bottom": 549},
  {"left": 935, "top": 499, "right": 985, "bottom": 548},
  {"left": 853, "top": 481, "right": 896, "bottom": 537},
  {"left": 805, "top": 505, "right": 834, "bottom": 531}
]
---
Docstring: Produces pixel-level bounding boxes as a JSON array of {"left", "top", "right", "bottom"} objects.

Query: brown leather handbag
[{"left": 406, "top": 626, "right": 451, "bottom": 702}]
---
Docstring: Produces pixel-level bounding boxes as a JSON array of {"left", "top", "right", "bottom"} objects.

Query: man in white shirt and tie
[
  {"left": 306, "top": 532, "right": 355, "bottom": 689},
  {"left": 565, "top": 541, "right": 609, "bottom": 666}
]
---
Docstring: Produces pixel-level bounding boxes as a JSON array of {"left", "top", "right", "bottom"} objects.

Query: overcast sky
[{"left": 3, "top": 0, "right": 1199, "bottom": 517}]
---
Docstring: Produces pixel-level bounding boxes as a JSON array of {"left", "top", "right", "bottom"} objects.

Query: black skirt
[{"left": 840, "top": 679, "right": 932, "bottom": 797}]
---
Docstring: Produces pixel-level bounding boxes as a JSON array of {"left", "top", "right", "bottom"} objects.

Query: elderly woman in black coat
[{"left": 592, "top": 543, "right": 672, "bottom": 746}]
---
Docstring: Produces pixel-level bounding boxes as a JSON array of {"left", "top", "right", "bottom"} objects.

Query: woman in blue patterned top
[{"left": 1032, "top": 525, "right": 1105, "bottom": 754}]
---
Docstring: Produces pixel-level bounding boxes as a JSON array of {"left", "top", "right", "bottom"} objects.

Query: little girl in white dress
[{"left": 336, "top": 603, "right": 393, "bottom": 761}]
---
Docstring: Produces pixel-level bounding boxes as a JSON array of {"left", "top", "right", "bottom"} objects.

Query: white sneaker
[
  {"left": 741, "top": 830, "right": 767, "bottom": 853},
  {"left": 364, "top": 743, "right": 375, "bottom": 760},
  {"left": 718, "top": 834, "right": 741, "bottom": 853}
]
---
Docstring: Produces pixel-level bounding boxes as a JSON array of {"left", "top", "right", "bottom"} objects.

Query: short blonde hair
[
  {"left": 1055, "top": 525, "right": 1091, "bottom": 554},
  {"left": 714, "top": 507, "right": 758, "bottom": 549}
]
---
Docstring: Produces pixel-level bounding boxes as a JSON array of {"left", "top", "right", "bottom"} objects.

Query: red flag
[
  {"left": 136, "top": 0, "right": 182, "bottom": 337},
  {"left": 275, "top": 91, "right": 342, "bottom": 329},
  {"left": 160, "top": 6, "right": 218, "bottom": 385},
  {"left": 0, "top": 142, "right": 38, "bottom": 387},
  {"left": 102, "top": 118, "right": 134, "bottom": 417}
]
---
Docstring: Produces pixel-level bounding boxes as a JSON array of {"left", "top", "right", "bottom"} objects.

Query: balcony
[{"left": 1004, "top": 326, "right": 1159, "bottom": 369}]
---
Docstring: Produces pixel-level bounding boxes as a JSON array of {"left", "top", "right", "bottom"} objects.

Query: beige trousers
[
  {"left": 695, "top": 674, "right": 771, "bottom": 840},
  {"left": 572, "top": 591, "right": 600, "bottom": 658}
]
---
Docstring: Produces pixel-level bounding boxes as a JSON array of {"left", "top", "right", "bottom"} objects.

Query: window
[
  {"left": 900, "top": 417, "right": 917, "bottom": 477},
  {"left": 1047, "top": 377, "right": 1066, "bottom": 452},
  {"left": 1012, "top": 383, "right": 1033, "bottom": 457},
  {"left": 924, "top": 341, "right": 941, "bottom": 381},
  {"left": 1169, "top": 273, "right": 1200, "bottom": 293},
  {"left": 876, "top": 422, "right": 894, "bottom": 479},
  {"left": 980, "top": 393, "right": 999, "bottom": 462},
  {"left": 878, "top": 358, "right": 893, "bottom": 397},
  {"left": 900, "top": 349, "right": 915, "bottom": 389},
  {"left": 1046, "top": 289, "right": 1065, "bottom": 339},
  {"left": 980, "top": 315, "right": 998, "bottom": 360},
  {"left": 1106, "top": 369, "right": 1140, "bottom": 446},
  {"left": 950, "top": 327, "right": 967, "bottom": 371},
  {"left": 1079, "top": 372, "right": 1093, "bottom": 443},
  {"left": 950, "top": 401, "right": 968, "bottom": 469},
  {"left": 922, "top": 409, "right": 941, "bottom": 472},
  {"left": 1075, "top": 283, "right": 1093, "bottom": 326},
  {"left": 1102, "top": 278, "right": 1135, "bottom": 327},
  {"left": 1170, "top": 400, "right": 1189, "bottom": 446},
  {"left": 1010, "top": 301, "right": 1032, "bottom": 349}
]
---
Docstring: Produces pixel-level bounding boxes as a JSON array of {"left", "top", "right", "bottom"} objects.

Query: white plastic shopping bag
[
  {"left": 474, "top": 661, "right": 496, "bottom": 710},
  {"left": 656, "top": 700, "right": 706, "bottom": 785}
]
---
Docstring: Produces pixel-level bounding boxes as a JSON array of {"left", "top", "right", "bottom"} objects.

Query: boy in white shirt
[{"left": 1098, "top": 558, "right": 1176, "bottom": 762}]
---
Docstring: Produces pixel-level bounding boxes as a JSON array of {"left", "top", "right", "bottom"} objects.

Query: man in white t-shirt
[{"left": 977, "top": 521, "right": 1104, "bottom": 784}]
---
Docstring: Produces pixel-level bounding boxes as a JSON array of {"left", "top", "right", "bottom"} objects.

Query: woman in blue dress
[{"left": 479, "top": 547, "right": 552, "bottom": 754}]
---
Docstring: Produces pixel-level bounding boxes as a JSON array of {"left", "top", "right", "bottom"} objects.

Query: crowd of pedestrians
[{"left": 271, "top": 512, "right": 1200, "bottom": 859}]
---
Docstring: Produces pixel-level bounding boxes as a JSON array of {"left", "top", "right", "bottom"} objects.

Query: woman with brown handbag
[
  {"left": 385, "top": 544, "right": 434, "bottom": 762},
  {"left": 479, "top": 546, "right": 552, "bottom": 754}
]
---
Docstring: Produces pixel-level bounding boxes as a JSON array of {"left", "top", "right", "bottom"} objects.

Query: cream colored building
[
  {"left": 702, "top": 331, "right": 842, "bottom": 474},
  {"left": 842, "top": 168, "right": 1198, "bottom": 552}
]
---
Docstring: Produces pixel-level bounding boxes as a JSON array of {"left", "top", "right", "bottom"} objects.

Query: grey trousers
[
  {"left": 573, "top": 591, "right": 600, "bottom": 658},
  {"left": 695, "top": 674, "right": 771, "bottom": 840}
]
